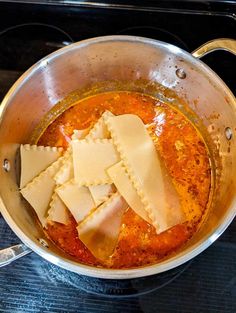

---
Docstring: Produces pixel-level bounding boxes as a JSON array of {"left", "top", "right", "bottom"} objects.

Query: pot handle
[
  {"left": 192, "top": 38, "right": 236, "bottom": 58},
  {"left": 0, "top": 243, "right": 32, "bottom": 267}
]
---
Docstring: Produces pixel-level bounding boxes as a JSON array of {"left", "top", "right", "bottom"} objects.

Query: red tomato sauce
[{"left": 38, "top": 91, "right": 211, "bottom": 269}]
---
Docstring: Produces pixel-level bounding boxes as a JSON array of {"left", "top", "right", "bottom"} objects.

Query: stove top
[
  {"left": 0, "top": 0, "right": 235, "bottom": 101},
  {"left": 0, "top": 1, "right": 235, "bottom": 312},
  {"left": 1, "top": 217, "right": 235, "bottom": 311}
]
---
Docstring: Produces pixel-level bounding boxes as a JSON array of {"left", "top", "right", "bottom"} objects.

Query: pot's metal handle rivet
[
  {"left": 225, "top": 127, "right": 232, "bottom": 140},
  {"left": 38, "top": 238, "right": 49, "bottom": 248},
  {"left": 3, "top": 159, "right": 10, "bottom": 172},
  {"left": 176, "top": 68, "right": 186, "bottom": 79}
]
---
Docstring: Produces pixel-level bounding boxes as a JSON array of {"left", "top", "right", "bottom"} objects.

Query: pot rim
[{"left": 0, "top": 35, "right": 236, "bottom": 279}]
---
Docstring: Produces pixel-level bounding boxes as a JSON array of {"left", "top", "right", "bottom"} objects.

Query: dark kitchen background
[{"left": 0, "top": 0, "right": 235, "bottom": 312}]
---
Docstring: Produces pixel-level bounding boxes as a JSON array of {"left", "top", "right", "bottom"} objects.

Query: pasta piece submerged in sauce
[{"left": 38, "top": 91, "right": 211, "bottom": 269}]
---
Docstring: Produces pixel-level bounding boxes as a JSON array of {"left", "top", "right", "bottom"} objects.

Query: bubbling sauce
[{"left": 38, "top": 91, "right": 211, "bottom": 269}]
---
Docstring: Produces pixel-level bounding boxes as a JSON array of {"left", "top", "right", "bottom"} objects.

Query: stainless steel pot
[{"left": 0, "top": 36, "right": 235, "bottom": 279}]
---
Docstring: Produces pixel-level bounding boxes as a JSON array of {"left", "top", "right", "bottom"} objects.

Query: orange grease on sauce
[{"left": 39, "top": 92, "right": 211, "bottom": 269}]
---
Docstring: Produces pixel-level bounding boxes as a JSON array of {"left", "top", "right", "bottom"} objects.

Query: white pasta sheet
[
  {"left": 47, "top": 192, "right": 69, "bottom": 225},
  {"left": 72, "top": 139, "right": 120, "bottom": 185},
  {"left": 88, "top": 184, "right": 115, "bottom": 206},
  {"left": 85, "top": 110, "right": 113, "bottom": 140},
  {"left": 20, "top": 144, "right": 63, "bottom": 188},
  {"left": 20, "top": 157, "right": 64, "bottom": 227},
  {"left": 77, "top": 192, "right": 128, "bottom": 260},
  {"left": 107, "top": 161, "right": 152, "bottom": 224},
  {"left": 54, "top": 128, "right": 90, "bottom": 185},
  {"left": 104, "top": 113, "right": 185, "bottom": 233},
  {"left": 56, "top": 181, "right": 95, "bottom": 222}
]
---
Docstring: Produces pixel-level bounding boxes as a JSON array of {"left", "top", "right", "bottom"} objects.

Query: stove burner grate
[
  {"left": 0, "top": 23, "right": 73, "bottom": 71},
  {"left": 117, "top": 26, "right": 189, "bottom": 51}
]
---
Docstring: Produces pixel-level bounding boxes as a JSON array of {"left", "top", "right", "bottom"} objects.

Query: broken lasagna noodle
[{"left": 21, "top": 91, "right": 211, "bottom": 269}]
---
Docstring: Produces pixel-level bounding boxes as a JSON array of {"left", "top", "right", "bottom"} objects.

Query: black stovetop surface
[
  {"left": 0, "top": 1, "right": 235, "bottom": 312},
  {"left": 1, "top": 217, "right": 236, "bottom": 312}
]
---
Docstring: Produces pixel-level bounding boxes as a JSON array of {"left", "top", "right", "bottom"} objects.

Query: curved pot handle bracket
[
  {"left": 0, "top": 243, "right": 32, "bottom": 267},
  {"left": 192, "top": 38, "right": 236, "bottom": 58}
]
